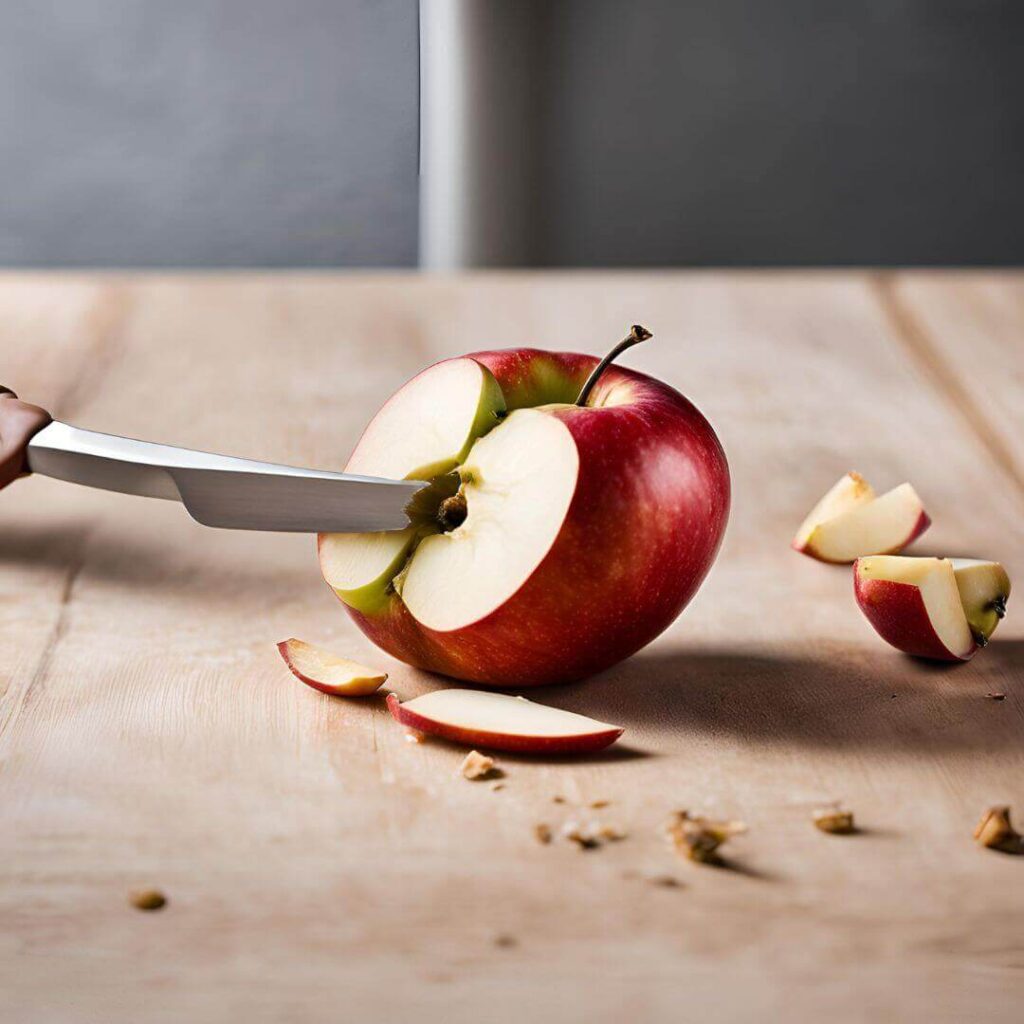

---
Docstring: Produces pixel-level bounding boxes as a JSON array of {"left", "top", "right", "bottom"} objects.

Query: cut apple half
[
  {"left": 277, "top": 638, "right": 388, "bottom": 695},
  {"left": 950, "top": 558, "right": 1011, "bottom": 645},
  {"left": 400, "top": 409, "right": 578, "bottom": 631},
  {"left": 854, "top": 557, "right": 976, "bottom": 660},
  {"left": 386, "top": 689, "right": 624, "bottom": 753},
  {"left": 795, "top": 476, "right": 929, "bottom": 563}
]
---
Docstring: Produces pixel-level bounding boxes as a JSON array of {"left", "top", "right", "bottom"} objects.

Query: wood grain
[{"left": 0, "top": 272, "right": 1021, "bottom": 1023}]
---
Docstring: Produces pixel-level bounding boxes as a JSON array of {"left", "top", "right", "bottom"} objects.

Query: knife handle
[{"left": 0, "top": 388, "right": 52, "bottom": 490}]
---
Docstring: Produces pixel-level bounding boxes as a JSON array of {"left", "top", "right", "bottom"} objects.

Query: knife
[{"left": 25, "top": 421, "right": 427, "bottom": 533}]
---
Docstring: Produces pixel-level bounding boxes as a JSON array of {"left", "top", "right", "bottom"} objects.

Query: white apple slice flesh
[
  {"left": 400, "top": 408, "right": 578, "bottom": 631},
  {"left": 854, "top": 556, "right": 974, "bottom": 660},
  {"left": 803, "top": 483, "right": 928, "bottom": 563},
  {"left": 277, "top": 638, "right": 387, "bottom": 696},
  {"left": 792, "top": 471, "right": 875, "bottom": 550},
  {"left": 387, "top": 689, "right": 623, "bottom": 753},
  {"left": 320, "top": 357, "right": 506, "bottom": 611},
  {"left": 345, "top": 357, "right": 505, "bottom": 481},
  {"left": 950, "top": 558, "right": 1011, "bottom": 644}
]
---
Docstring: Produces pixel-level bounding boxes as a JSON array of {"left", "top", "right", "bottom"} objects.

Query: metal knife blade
[{"left": 26, "top": 421, "right": 426, "bottom": 533}]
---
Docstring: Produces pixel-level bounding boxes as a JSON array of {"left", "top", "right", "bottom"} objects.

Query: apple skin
[
  {"left": 339, "top": 349, "right": 730, "bottom": 687},
  {"left": 386, "top": 693, "right": 623, "bottom": 753},
  {"left": 853, "top": 565, "right": 975, "bottom": 662}
]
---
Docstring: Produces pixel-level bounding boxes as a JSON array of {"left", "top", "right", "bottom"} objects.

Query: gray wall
[
  {"left": 0, "top": 0, "right": 419, "bottom": 267},
  {"left": 0, "top": 0, "right": 1021, "bottom": 267}
]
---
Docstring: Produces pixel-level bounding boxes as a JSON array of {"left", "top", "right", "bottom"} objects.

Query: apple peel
[
  {"left": 277, "top": 638, "right": 387, "bottom": 696},
  {"left": 387, "top": 689, "right": 624, "bottom": 754}
]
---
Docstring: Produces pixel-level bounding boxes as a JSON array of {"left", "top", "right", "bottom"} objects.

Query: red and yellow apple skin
[
  {"left": 331, "top": 349, "right": 730, "bottom": 687},
  {"left": 853, "top": 566, "right": 974, "bottom": 662}
]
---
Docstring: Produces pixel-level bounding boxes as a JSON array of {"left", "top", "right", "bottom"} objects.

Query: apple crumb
[
  {"left": 534, "top": 823, "right": 553, "bottom": 845},
  {"left": 974, "top": 806, "right": 1022, "bottom": 854},
  {"left": 648, "top": 875, "right": 683, "bottom": 889},
  {"left": 590, "top": 799, "right": 611, "bottom": 809},
  {"left": 129, "top": 889, "right": 167, "bottom": 912},
  {"left": 563, "top": 821, "right": 601, "bottom": 850},
  {"left": 666, "top": 810, "right": 746, "bottom": 864},
  {"left": 986, "top": 692, "right": 1006, "bottom": 701},
  {"left": 813, "top": 808, "right": 856, "bottom": 835},
  {"left": 552, "top": 795, "right": 567, "bottom": 804},
  {"left": 491, "top": 781, "right": 506, "bottom": 792},
  {"left": 599, "top": 824, "right": 627, "bottom": 841},
  {"left": 460, "top": 750, "right": 498, "bottom": 780},
  {"left": 404, "top": 730, "right": 425, "bottom": 744}
]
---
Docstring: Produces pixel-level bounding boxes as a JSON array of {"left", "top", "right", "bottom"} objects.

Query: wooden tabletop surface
[{"left": 1, "top": 271, "right": 1022, "bottom": 1022}]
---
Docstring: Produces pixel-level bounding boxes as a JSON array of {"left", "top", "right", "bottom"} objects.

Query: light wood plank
[{"left": 1, "top": 272, "right": 1022, "bottom": 1023}]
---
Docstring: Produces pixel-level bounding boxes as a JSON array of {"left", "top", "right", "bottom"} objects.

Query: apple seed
[
  {"left": 129, "top": 889, "right": 167, "bottom": 912},
  {"left": 813, "top": 808, "right": 856, "bottom": 834}
]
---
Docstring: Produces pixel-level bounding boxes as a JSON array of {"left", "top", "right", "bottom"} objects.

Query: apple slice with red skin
[
  {"left": 386, "top": 689, "right": 624, "bottom": 754},
  {"left": 795, "top": 477, "right": 930, "bottom": 563},
  {"left": 277, "top": 638, "right": 387, "bottom": 696},
  {"left": 853, "top": 556, "right": 1011, "bottom": 661}
]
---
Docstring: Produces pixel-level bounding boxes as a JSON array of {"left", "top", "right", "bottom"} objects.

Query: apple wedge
[
  {"left": 792, "top": 472, "right": 875, "bottom": 551},
  {"left": 854, "top": 557, "right": 977, "bottom": 660},
  {"left": 277, "top": 638, "right": 387, "bottom": 696},
  {"left": 386, "top": 690, "right": 624, "bottom": 753},
  {"left": 794, "top": 476, "right": 929, "bottom": 563}
]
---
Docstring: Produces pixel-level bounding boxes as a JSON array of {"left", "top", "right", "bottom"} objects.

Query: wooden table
[{"left": 1, "top": 272, "right": 1021, "bottom": 1022}]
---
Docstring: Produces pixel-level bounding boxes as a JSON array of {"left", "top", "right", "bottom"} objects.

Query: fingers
[{"left": 0, "top": 392, "right": 52, "bottom": 490}]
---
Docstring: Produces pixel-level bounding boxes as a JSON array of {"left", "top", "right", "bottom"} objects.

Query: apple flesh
[
  {"left": 320, "top": 345, "right": 729, "bottom": 687},
  {"left": 276, "top": 638, "right": 387, "bottom": 696},
  {"left": 950, "top": 558, "right": 1011, "bottom": 645},
  {"left": 793, "top": 473, "right": 929, "bottom": 563},
  {"left": 853, "top": 556, "right": 1011, "bottom": 661},
  {"left": 386, "top": 689, "right": 623, "bottom": 753}
]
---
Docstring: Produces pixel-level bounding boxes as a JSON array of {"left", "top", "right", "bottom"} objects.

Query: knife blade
[{"left": 25, "top": 421, "right": 427, "bottom": 533}]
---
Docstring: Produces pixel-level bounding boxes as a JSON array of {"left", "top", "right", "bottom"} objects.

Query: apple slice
[
  {"left": 320, "top": 356, "right": 506, "bottom": 615},
  {"left": 854, "top": 557, "right": 975, "bottom": 661},
  {"left": 797, "top": 481, "right": 929, "bottom": 563},
  {"left": 346, "top": 357, "right": 505, "bottom": 481},
  {"left": 386, "top": 689, "right": 624, "bottom": 753},
  {"left": 277, "top": 638, "right": 387, "bottom": 696},
  {"left": 950, "top": 558, "right": 1011, "bottom": 646},
  {"left": 792, "top": 472, "right": 875, "bottom": 552}
]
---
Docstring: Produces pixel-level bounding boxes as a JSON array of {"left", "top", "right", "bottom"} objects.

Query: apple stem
[{"left": 574, "top": 325, "right": 653, "bottom": 407}]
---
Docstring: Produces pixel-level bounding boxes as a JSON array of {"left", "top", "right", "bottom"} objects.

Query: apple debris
[
  {"left": 534, "top": 823, "right": 553, "bottom": 845},
  {"left": 854, "top": 556, "right": 1011, "bottom": 661},
  {"left": 974, "top": 806, "right": 1023, "bottom": 854},
  {"left": 386, "top": 689, "right": 623, "bottom": 754},
  {"left": 793, "top": 472, "right": 930, "bottom": 563},
  {"left": 666, "top": 811, "right": 747, "bottom": 864},
  {"left": 129, "top": 889, "right": 167, "bottom": 912},
  {"left": 562, "top": 821, "right": 602, "bottom": 850},
  {"left": 813, "top": 808, "right": 856, "bottom": 835},
  {"left": 459, "top": 749, "right": 498, "bottom": 781},
  {"left": 276, "top": 638, "right": 387, "bottom": 696}
]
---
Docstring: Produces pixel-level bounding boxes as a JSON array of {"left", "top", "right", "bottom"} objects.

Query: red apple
[
  {"left": 853, "top": 556, "right": 1010, "bottom": 661},
  {"left": 319, "top": 330, "right": 730, "bottom": 686},
  {"left": 386, "top": 689, "right": 623, "bottom": 753}
]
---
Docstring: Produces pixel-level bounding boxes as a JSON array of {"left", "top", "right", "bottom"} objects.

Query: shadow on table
[{"left": 550, "top": 641, "right": 1023, "bottom": 753}]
